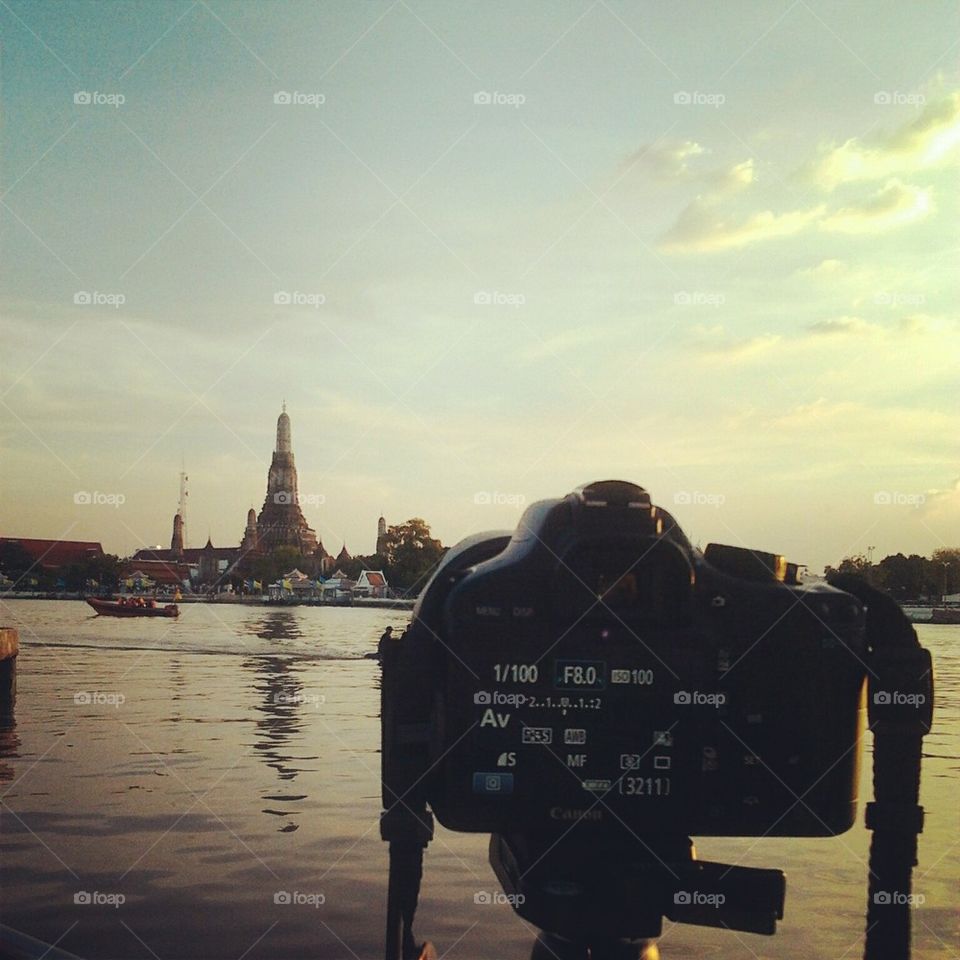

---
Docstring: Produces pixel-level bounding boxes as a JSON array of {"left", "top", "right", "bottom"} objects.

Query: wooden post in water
[{"left": 0, "top": 627, "right": 18, "bottom": 718}]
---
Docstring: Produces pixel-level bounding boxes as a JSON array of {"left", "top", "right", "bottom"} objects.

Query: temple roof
[
  {"left": 1, "top": 538, "right": 104, "bottom": 570},
  {"left": 133, "top": 546, "right": 239, "bottom": 563}
]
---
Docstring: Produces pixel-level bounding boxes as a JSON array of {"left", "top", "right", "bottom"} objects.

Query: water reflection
[
  {"left": 248, "top": 610, "right": 303, "bottom": 642},
  {"left": 0, "top": 658, "right": 17, "bottom": 781},
  {"left": 0, "top": 708, "right": 18, "bottom": 783},
  {"left": 245, "top": 654, "right": 319, "bottom": 832}
]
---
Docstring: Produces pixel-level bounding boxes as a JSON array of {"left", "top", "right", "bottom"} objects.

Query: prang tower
[{"left": 255, "top": 404, "right": 319, "bottom": 555}]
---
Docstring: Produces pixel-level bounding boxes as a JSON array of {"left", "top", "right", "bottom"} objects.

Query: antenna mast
[{"left": 178, "top": 465, "right": 189, "bottom": 549}]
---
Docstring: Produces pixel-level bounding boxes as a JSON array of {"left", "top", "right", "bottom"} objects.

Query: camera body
[{"left": 383, "top": 480, "right": 867, "bottom": 841}]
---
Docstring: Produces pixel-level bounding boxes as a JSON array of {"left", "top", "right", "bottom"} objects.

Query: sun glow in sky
[{"left": 1, "top": 1, "right": 958, "bottom": 572}]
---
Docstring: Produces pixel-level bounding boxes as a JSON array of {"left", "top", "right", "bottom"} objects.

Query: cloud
[
  {"left": 659, "top": 198, "right": 825, "bottom": 252},
  {"left": 925, "top": 476, "right": 960, "bottom": 507},
  {"left": 806, "top": 316, "right": 880, "bottom": 337},
  {"left": 619, "top": 142, "right": 753, "bottom": 195},
  {"left": 657, "top": 92, "right": 957, "bottom": 254},
  {"left": 688, "top": 325, "right": 781, "bottom": 360},
  {"left": 771, "top": 399, "right": 959, "bottom": 441},
  {"left": 708, "top": 158, "right": 755, "bottom": 195},
  {"left": 809, "top": 91, "right": 960, "bottom": 189},
  {"left": 819, "top": 179, "right": 932, "bottom": 233},
  {"left": 796, "top": 258, "right": 848, "bottom": 279},
  {"left": 518, "top": 325, "right": 615, "bottom": 361},
  {"left": 622, "top": 140, "right": 705, "bottom": 180},
  {"left": 660, "top": 178, "right": 931, "bottom": 252}
]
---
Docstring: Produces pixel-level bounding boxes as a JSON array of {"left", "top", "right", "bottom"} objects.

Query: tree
[
  {"left": 381, "top": 519, "right": 446, "bottom": 594},
  {"left": 824, "top": 555, "right": 879, "bottom": 587},
  {"left": 338, "top": 554, "right": 386, "bottom": 581},
  {"left": 931, "top": 548, "right": 960, "bottom": 599},
  {"left": 247, "top": 547, "right": 305, "bottom": 587},
  {"left": 825, "top": 550, "right": 957, "bottom": 602},
  {"left": 0, "top": 541, "right": 35, "bottom": 580},
  {"left": 61, "top": 554, "right": 121, "bottom": 590}
]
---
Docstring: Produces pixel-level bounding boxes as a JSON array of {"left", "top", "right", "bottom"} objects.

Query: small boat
[
  {"left": 930, "top": 607, "right": 960, "bottom": 624},
  {"left": 86, "top": 597, "right": 179, "bottom": 618}
]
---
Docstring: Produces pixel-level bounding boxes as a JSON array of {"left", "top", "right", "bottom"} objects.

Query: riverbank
[{"left": 0, "top": 591, "right": 415, "bottom": 610}]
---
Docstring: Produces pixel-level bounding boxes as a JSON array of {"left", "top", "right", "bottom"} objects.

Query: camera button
[
  {"left": 473, "top": 604, "right": 503, "bottom": 618},
  {"left": 472, "top": 772, "right": 514, "bottom": 794}
]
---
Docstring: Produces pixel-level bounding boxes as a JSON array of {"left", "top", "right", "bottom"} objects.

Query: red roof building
[
  {"left": 0, "top": 538, "right": 105, "bottom": 571},
  {"left": 355, "top": 569, "right": 389, "bottom": 598},
  {"left": 121, "top": 559, "right": 190, "bottom": 587}
]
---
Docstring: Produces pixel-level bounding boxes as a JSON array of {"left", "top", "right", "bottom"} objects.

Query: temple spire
[
  {"left": 276, "top": 404, "right": 292, "bottom": 454},
  {"left": 256, "top": 405, "right": 318, "bottom": 557}
]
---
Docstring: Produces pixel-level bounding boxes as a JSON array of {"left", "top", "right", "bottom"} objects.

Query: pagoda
[{"left": 255, "top": 404, "right": 319, "bottom": 556}]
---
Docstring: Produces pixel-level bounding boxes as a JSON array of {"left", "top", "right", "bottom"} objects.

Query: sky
[{"left": 1, "top": 0, "right": 958, "bottom": 573}]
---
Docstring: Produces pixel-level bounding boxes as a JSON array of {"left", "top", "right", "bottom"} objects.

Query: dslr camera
[{"left": 381, "top": 480, "right": 884, "bottom": 949}]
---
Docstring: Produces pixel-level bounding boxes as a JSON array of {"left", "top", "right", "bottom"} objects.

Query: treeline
[
  {"left": 336, "top": 518, "right": 445, "bottom": 594},
  {"left": 824, "top": 548, "right": 959, "bottom": 604}
]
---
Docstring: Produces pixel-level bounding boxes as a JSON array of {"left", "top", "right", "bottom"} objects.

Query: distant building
[
  {"left": 131, "top": 539, "right": 238, "bottom": 587},
  {"left": 255, "top": 404, "right": 319, "bottom": 555},
  {"left": 121, "top": 561, "right": 189, "bottom": 590},
  {"left": 239, "top": 508, "right": 259, "bottom": 556},
  {"left": 170, "top": 513, "right": 185, "bottom": 558},
  {"left": 0, "top": 538, "right": 104, "bottom": 571},
  {"left": 321, "top": 569, "right": 355, "bottom": 602},
  {"left": 355, "top": 569, "right": 388, "bottom": 598},
  {"left": 129, "top": 405, "right": 391, "bottom": 589},
  {"left": 376, "top": 516, "right": 388, "bottom": 556}
]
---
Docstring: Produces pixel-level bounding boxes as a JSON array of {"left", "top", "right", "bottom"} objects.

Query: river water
[{"left": 0, "top": 600, "right": 956, "bottom": 959}]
